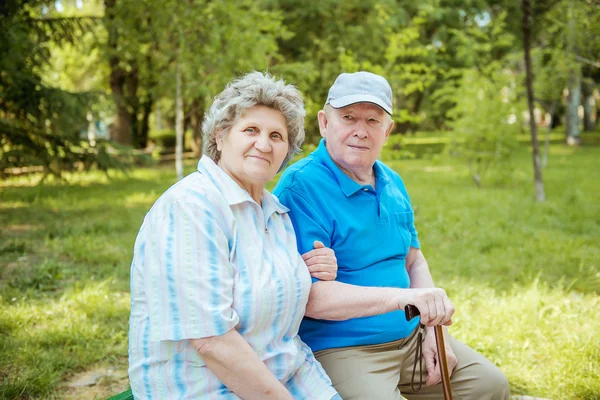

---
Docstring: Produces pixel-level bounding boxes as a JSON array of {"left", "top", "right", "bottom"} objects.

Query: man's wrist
[{"left": 392, "top": 288, "right": 409, "bottom": 311}]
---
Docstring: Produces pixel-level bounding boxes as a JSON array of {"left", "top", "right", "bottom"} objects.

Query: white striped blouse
[{"left": 128, "top": 156, "right": 337, "bottom": 399}]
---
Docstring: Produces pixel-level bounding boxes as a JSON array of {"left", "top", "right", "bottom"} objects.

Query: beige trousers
[{"left": 315, "top": 326, "right": 510, "bottom": 400}]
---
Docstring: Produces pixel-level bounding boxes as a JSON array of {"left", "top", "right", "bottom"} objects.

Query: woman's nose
[{"left": 254, "top": 135, "right": 272, "bottom": 152}]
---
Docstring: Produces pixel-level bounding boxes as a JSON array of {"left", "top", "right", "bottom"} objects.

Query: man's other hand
[{"left": 423, "top": 328, "right": 457, "bottom": 386}]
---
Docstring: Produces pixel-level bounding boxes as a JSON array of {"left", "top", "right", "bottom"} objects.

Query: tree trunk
[
  {"left": 137, "top": 50, "right": 156, "bottom": 149},
  {"left": 582, "top": 79, "right": 595, "bottom": 131},
  {"left": 156, "top": 105, "right": 163, "bottom": 131},
  {"left": 189, "top": 97, "right": 204, "bottom": 156},
  {"left": 139, "top": 98, "right": 152, "bottom": 149},
  {"left": 175, "top": 58, "right": 184, "bottom": 181},
  {"left": 109, "top": 74, "right": 132, "bottom": 145},
  {"left": 566, "top": 71, "right": 582, "bottom": 145},
  {"left": 105, "top": 0, "right": 132, "bottom": 146},
  {"left": 542, "top": 101, "right": 556, "bottom": 169},
  {"left": 550, "top": 102, "right": 563, "bottom": 128},
  {"left": 87, "top": 112, "right": 96, "bottom": 147},
  {"left": 126, "top": 65, "right": 142, "bottom": 148},
  {"left": 522, "top": 0, "right": 545, "bottom": 201},
  {"left": 565, "top": 0, "right": 581, "bottom": 145}
]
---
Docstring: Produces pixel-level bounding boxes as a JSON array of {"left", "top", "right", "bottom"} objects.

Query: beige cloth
[{"left": 315, "top": 326, "right": 509, "bottom": 400}]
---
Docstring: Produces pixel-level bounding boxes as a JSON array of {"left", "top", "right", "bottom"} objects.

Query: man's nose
[{"left": 353, "top": 120, "right": 369, "bottom": 138}]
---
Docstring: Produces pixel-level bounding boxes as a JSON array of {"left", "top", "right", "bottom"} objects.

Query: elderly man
[{"left": 274, "top": 71, "right": 509, "bottom": 400}]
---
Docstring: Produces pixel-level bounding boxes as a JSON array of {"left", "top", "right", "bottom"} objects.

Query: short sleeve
[
  {"left": 142, "top": 194, "right": 239, "bottom": 342},
  {"left": 276, "top": 188, "right": 331, "bottom": 255},
  {"left": 276, "top": 188, "right": 333, "bottom": 283}
]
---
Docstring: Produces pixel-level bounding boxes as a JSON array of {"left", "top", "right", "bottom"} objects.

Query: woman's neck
[{"left": 218, "top": 161, "right": 264, "bottom": 205}]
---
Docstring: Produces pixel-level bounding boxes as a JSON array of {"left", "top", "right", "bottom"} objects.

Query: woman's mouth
[{"left": 247, "top": 155, "right": 270, "bottom": 163}]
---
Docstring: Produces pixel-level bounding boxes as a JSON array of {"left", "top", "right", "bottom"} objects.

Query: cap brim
[{"left": 329, "top": 94, "right": 392, "bottom": 115}]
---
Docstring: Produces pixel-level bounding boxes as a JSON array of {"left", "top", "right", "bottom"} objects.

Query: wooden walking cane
[{"left": 405, "top": 305, "right": 453, "bottom": 400}]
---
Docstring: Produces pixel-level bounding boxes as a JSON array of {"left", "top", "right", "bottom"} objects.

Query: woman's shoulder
[{"left": 148, "top": 172, "right": 230, "bottom": 220}]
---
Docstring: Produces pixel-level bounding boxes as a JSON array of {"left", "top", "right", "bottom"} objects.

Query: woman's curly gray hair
[{"left": 202, "top": 72, "right": 306, "bottom": 170}]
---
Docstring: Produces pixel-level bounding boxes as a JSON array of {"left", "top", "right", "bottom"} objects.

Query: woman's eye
[
  {"left": 244, "top": 127, "right": 256, "bottom": 133},
  {"left": 271, "top": 133, "right": 283, "bottom": 140}
]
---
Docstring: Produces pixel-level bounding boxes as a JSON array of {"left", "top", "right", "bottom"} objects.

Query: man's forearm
[
  {"left": 406, "top": 247, "right": 435, "bottom": 289},
  {"left": 305, "top": 281, "right": 404, "bottom": 320},
  {"left": 406, "top": 249, "right": 452, "bottom": 332},
  {"left": 191, "top": 329, "right": 293, "bottom": 400},
  {"left": 306, "top": 249, "right": 453, "bottom": 325},
  {"left": 407, "top": 255, "right": 435, "bottom": 288}
]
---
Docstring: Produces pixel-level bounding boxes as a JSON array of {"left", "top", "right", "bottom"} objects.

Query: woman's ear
[{"left": 215, "top": 130, "right": 223, "bottom": 151}]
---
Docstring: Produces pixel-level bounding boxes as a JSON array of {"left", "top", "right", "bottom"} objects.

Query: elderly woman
[{"left": 128, "top": 72, "right": 341, "bottom": 400}]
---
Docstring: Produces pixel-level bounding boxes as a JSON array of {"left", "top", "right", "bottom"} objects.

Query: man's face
[{"left": 318, "top": 103, "right": 393, "bottom": 178}]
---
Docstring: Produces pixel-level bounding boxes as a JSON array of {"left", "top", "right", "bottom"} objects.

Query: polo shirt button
[{"left": 363, "top": 188, "right": 368, "bottom": 191}]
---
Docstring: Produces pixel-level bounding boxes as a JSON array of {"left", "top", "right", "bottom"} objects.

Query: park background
[{"left": 1, "top": 0, "right": 599, "bottom": 399}]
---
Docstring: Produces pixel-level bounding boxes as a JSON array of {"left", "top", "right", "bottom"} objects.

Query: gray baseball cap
[{"left": 325, "top": 71, "right": 393, "bottom": 115}]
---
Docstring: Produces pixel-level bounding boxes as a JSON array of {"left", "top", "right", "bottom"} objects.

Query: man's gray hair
[{"left": 202, "top": 71, "right": 306, "bottom": 170}]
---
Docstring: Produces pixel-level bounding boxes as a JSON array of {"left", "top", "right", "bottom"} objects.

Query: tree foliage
[
  {"left": 448, "top": 67, "right": 520, "bottom": 186},
  {"left": 4, "top": 0, "right": 600, "bottom": 179},
  {"left": 0, "top": 0, "right": 128, "bottom": 180}
]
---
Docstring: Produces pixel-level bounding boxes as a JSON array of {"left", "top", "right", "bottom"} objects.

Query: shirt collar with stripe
[{"left": 197, "top": 155, "right": 289, "bottom": 215}]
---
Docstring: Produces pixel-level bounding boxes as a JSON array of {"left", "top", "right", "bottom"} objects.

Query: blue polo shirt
[{"left": 273, "top": 139, "right": 420, "bottom": 352}]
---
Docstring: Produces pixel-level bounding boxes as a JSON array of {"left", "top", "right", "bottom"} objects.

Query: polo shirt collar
[
  {"left": 373, "top": 160, "right": 391, "bottom": 188},
  {"left": 197, "top": 156, "right": 289, "bottom": 214},
  {"left": 313, "top": 139, "right": 390, "bottom": 197}
]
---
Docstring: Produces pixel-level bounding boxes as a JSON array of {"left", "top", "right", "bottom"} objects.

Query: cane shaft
[
  {"left": 405, "top": 305, "right": 454, "bottom": 399},
  {"left": 434, "top": 325, "right": 453, "bottom": 400}
]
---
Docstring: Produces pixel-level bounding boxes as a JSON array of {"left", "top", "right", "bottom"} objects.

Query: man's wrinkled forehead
[{"left": 326, "top": 103, "right": 390, "bottom": 118}]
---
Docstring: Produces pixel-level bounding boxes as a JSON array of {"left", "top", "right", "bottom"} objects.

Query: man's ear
[
  {"left": 384, "top": 118, "right": 394, "bottom": 140},
  {"left": 317, "top": 110, "right": 328, "bottom": 139}
]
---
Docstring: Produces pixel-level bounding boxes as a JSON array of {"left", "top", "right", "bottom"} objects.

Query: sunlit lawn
[{"left": 1, "top": 142, "right": 599, "bottom": 399}]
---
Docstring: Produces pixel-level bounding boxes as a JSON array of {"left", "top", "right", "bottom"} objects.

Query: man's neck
[{"left": 336, "top": 162, "right": 376, "bottom": 187}]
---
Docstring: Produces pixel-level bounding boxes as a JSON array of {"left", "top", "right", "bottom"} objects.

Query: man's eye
[{"left": 343, "top": 115, "right": 353, "bottom": 120}]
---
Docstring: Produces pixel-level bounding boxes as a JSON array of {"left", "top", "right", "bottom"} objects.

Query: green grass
[{"left": 1, "top": 142, "right": 599, "bottom": 399}]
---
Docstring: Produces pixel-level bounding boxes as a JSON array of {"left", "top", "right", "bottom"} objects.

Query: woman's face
[{"left": 217, "top": 105, "right": 289, "bottom": 192}]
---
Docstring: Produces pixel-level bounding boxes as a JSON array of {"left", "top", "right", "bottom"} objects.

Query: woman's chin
[
  {"left": 244, "top": 167, "right": 277, "bottom": 184},
  {"left": 241, "top": 173, "right": 273, "bottom": 188}
]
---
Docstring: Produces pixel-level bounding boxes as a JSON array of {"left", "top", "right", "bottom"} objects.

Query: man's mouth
[{"left": 348, "top": 145, "right": 369, "bottom": 151}]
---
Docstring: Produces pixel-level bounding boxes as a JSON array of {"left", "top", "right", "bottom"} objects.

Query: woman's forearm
[{"left": 190, "top": 329, "right": 293, "bottom": 400}]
